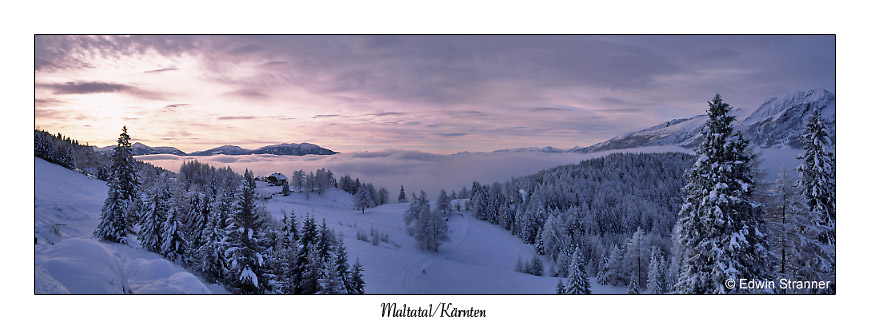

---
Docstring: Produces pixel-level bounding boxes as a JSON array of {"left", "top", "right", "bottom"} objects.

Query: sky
[{"left": 34, "top": 35, "right": 834, "bottom": 154}]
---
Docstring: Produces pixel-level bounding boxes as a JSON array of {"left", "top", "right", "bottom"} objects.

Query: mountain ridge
[
  {"left": 95, "top": 142, "right": 337, "bottom": 157},
  {"left": 489, "top": 89, "right": 834, "bottom": 155}
]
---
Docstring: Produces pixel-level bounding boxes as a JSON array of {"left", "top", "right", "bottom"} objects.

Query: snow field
[{"left": 34, "top": 158, "right": 226, "bottom": 294}]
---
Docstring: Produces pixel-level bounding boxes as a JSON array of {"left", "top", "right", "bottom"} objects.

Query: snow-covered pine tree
[
  {"left": 161, "top": 204, "right": 186, "bottom": 263},
  {"left": 530, "top": 255, "right": 544, "bottom": 276},
  {"left": 676, "top": 94, "right": 769, "bottom": 294},
  {"left": 565, "top": 249, "right": 591, "bottom": 294},
  {"left": 405, "top": 191, "right": 444, "bottom": 252},
  {"left": 436, "top": 189, "right": 452, "bottom": 217},
  {"left": 288, "top": 209, "right": 299, "bottom": 241},
  {"left": 606, "top": 244, "right": 622, "bottom": 286},
  {"left": 627, "top": 270, "right": 640, "bottom": 294},
  {"left": 647, "top": 247, "right": 664, "bottom": 294},
  {"left": 292, "top": 170, "right": 305, "bottom": 192},
  {"left": 768, "top": 167, "right": 803, "bottom": 279},
  {"left": 317, "top": 219, "right": 333, "bottom": 264},
  {"left": 294, "top": 215, "right": 319, "bottom": 294},
  {"left": 273, "top": 233, "right": 298, "bottom": 294},
  {"left": 596, "top": 251, "right": 609, "bottom": 285},
  {"left": 281, "top": 179, "right": 291, "bottom": 196},
  {"left": 397, "top": 185, "right": 407, "bottom": 203},
  {"left": 623, "top": 228, "right": 647, "bottom": 290},
  {"left": 553, "top": 248, "right": 571, "bottom": 277},
  {"left": 139, "top": 174, "right": 171, "bottom": 253},
  {"left": 797, "top": 107, "right": 836, "bottom": 246},
  {"left": 413, "top": 199, "right": 434, "bottom": 250},
  {"left": 769, "top": 167, "right": 833, "bottom": 293},
  {"left": 539, "top": 212, "right": 567, "bottom": 262},
  {"left": 555, "top": 279, "right": 565, "bottom": 294},
  {"left": 318, "top": 257, "right": 344, "bottom": 294},
  {"left": 667, "top": 223, "right": 684, "bottom": 292},
  {"left": 226, "top": 169, "right": 269, "bottom": 294},
  {"left": 353, "top": 187, "right": 373, "bottom": 214},
  {"left": 349, "top": 257, "right": 365, "bottom": 294},
  {"left": 95, "top": 126, "right": 140, "bottom": 243},
  {"left": 300, "top": 248, "right": 322, "bottom": 294},
  {"left": 333, "top": 238, "right": 352, "bottom": 294},
  {"left": 377, "top": 187, "right": 390, "bottom": 206},
  {"left": 197, "top": 185, "right": 234, "bottom": 283},
  {"left": 185, "top": 187, "right": 210, "bottom": 252}
]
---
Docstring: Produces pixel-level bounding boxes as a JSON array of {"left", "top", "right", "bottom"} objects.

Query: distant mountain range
[
  {"left": 94, "top": 142, "right": 337, "bottom": 157},
  {"left": 494, "top": 89, "right": 835, "bottom": 154}
]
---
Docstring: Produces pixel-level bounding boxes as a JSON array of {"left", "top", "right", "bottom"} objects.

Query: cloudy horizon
[{"left": 34, "top": 35, "right": 834, "bottom": 154}]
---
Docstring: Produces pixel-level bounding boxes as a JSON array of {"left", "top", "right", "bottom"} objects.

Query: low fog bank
[{"left": 137, "top": 145, "right": 799, "bottom": 202}]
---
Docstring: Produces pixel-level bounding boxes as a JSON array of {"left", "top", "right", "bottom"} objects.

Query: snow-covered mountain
[
  {"left": 251, "top": 143, "right": 337, "bottom": 156},
  {"left": 188, "top": 145, "right": 253, "bottom": 156},
  {"left": 493, "top": 146, "right": 566, "bottom": 153},
  {"left": 575, "top": 89, "right": 835, "bottom": 152},
  {"left": 187, "top": 143, "right": 336, "bottom": 156},
  {"left": 96, "top": 142, "right": 337, "bottom": 157},
  {"left": 94, "top": 142, "right": 187, "bottom": 156}
]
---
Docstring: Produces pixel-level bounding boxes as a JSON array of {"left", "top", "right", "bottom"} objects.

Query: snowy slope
[
  {"left": 34, "top": 157, "right": 226, "bottom": 294},
  {"left": 258, "top": 186, "right": 627, "bottom": 294}
]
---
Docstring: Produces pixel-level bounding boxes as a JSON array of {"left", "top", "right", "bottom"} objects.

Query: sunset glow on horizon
[{"left": 34, "top": 35, "right": 834, "bottom": 154}]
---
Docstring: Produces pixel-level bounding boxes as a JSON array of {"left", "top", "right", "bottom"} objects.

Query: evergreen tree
[
  {"left": 294, "top": 215, "right": 319, "bottom": 294},
  {"left": 334, "top": 239, "right": 352, "bottom": 293},
  {"left": 530, "top": 256, "right": 544, "bottom": 276},
  {"left": 768, "top": 167, "right": 804, "bottom": 278},
  {"left": 139, "top": 175, "right": 170, "bottom": 253},
  {"left": 676, "top": 94, "right": 769, "bottom": 294},
  {"left": 627, "top": 270, "right": 640, "bottom": 294},
  {"left": 623, "top": 228, "right": 647, "bottom": 290},
  {"left": 647, "top": 247, "right": 664, "bottom": 294},
  {"left": 555, "top": 279, "right": 565, "bottom": 294},
  {"left": 769, "top": 167, "right": 833, "bottom": 293},
  {"left": 353, "top": 187, "right": 373, "bottom": 214},
  {"left": 292, "top": 170, "right": 305, "bottom": 192},
  {"left": 281, "top": 180, "right": 291, "bottom": 196},
  {"left": 349, "top": 257, "right": 366, "bottom": 294},
  {"left": 596, "top": 252, "right": 609, "bottom": 285},
  {"left": 197, "top": 194, "right": 230, "bottom": 283},
  {"left": 797, "top": 107, "right": 836, "bottom": 246},
  {"left": 397, "top": 185, "right": 407, "bottom": 203},
  {"left": 95, "top": 126, "right": 140, "bottom": 243},
  {"left": 436, "top": 189, "right": 453, "bottom": 216},
  {"left": 161, "top": 205, "right": 186, "bottom": 263},
  {"left": 565, "top": 249, "right": 591, "bottom": 294},
  {"left": 288, "top": 209, "right": 299, "bottom": 241},
  {"left": 606, "top": 245, "right": 622, "bottom": 286},
  {"left": 377, "top": 187, "right": 390, "bottom": 206},
  {"left": 185, "top": 187, "right": 210, "bottom": 251},
  {"left": 226, "top": 169, "right": 269, "bottom": 293},
  {"left": 317, "top": 219, "right": 333, "bottom": 264},
  {"left": 318, "top": 257, "right": 344, "bottom": 294}
]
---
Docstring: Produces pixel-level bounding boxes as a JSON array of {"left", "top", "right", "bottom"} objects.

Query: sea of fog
[{"left": 136, "top": 146, "right": 802, "bottom": 200}]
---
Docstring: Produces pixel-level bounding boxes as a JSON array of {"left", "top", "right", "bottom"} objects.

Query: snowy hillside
[
  {"left": 256, "top": 184, "right": 627, "bottom": 294},
  {"left": 34, "top": 157, "right": 226, "bottom": 294},
  {"left": 35, "top": 156, "right": 625, "bottom": 294},
  {"left": 576, "top": 89, "right": 835, "bottom": 152}
]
